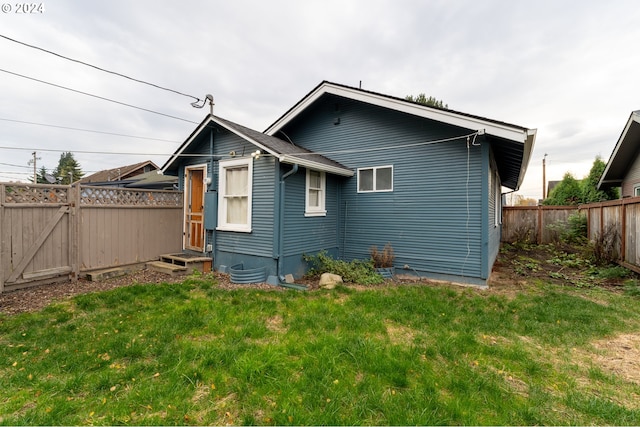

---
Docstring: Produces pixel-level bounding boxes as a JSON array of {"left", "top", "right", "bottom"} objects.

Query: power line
[
  {"left": 0, "top": 34, "right": 201, "bottom": 103},
  {"left": 0, "top": 131, "right": 478, "bottom": 158},
  {"left": 0, "top": 68, "right": 200, "bottom": 125},
  {"left": 0, "top": 117, "right": 182, "bottom": 143},
  {"left": 0, "top": 144, "right": 207, "bottom": 157},
  {"left": 0, "top": 161, "right": 31, "bottom": 169}
]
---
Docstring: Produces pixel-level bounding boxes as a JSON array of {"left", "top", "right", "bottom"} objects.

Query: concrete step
[{"left": 146, "top": 261, "right": 188, "bottom": 276}]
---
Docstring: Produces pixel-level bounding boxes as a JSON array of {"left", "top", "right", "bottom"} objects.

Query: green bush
[
  {"left": 546, "top": 212, "right": 587, "bottom": 246},
  {"left": 303, "top": 251, "right": 384, "bottom": 285},
  {"left": 567, "top": 212, "right": 588, "bottom": 241}
]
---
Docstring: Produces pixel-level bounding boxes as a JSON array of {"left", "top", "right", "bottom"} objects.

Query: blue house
[{"left": 162, "top": 81, "right": 536, "bottom": 286}]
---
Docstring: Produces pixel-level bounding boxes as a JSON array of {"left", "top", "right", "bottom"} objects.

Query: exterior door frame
[{"left": 184, "top": 164, "right": 207, "bottom": 252}]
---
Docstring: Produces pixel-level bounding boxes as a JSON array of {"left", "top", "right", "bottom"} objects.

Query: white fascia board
[
  {"left": 266, "top": 83, "right": 531, "bottom": 143},
  {"left": 212, "top": 118, "right": 280, "bottom": 158},
  {"left": 514, "top": 129, "right": 537, "bottom": 190},
  {"left": 216, "top": 118, "right": 353, "bottom": 177},
  {"left": 598, "top": 111, "right": 640, "bottom": 188},
  {"left": 279, "top": 155, "right": 354, "bottom": 177},
  {"left": 161, "top": 116, "right": 213, "bottom": 174}
]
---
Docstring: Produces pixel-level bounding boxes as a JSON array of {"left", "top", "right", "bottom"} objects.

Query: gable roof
[
  {"left": 123, "top": 170, "right": 177, "bottom": 189},
  {"left": 265, "top": 81, "right": 536, "bottom": 190},
  {"left": 162, "top": 114, "right": 353, "bottom": 177},
  {"left": 598, "top": 111, "right": 640, "bottom": 190},
  {"left": 81, "top": 160, "right": 158, "bottom": 183}
]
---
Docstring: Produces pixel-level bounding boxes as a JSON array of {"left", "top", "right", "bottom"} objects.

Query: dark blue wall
[{"left": 278, "top": 94, "right": 492, "bottom": 283}]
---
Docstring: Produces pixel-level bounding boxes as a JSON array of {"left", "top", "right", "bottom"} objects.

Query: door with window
[{"left": 185, "top": 166, "right": 206, "bottom": 251}]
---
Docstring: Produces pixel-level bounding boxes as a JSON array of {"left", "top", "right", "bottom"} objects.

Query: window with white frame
[
  {"left": 305, "top": 169, "right": 326, "bottom": 216},
  {"left": 357, "top": 166, "right": 393, "bottom": 193},
  {"left": 635, "top": 185, "right": 640, "bottom": 197},
  {"left": 217, "top": 158, "right": 252, "bottom": 232},
  {"left": 494, "top": 170, "right": 502, "bottom": 226}
]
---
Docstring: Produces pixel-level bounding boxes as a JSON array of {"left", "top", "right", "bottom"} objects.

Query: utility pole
[
  {"left": 542, "top": 153, "right": 548, "bottom": 199},
  {"left": 27, "top": 151, "right": 41, "bottom": 184}
]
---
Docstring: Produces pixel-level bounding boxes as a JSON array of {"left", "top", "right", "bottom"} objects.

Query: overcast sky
[{"left": 1, "top": 0, "right": 639, "bottom": 199}]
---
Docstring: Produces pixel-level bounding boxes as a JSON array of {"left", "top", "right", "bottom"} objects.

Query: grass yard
[{"left": 2, "top": 245, "right": 640, "bottom": 425}]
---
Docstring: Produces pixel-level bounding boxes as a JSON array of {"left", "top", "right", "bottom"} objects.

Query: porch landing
[{"left": 147, "top": 253, "right": 212, "bottom": 276}]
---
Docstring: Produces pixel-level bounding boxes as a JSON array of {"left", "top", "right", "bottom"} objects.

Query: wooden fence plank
[
  {"left": 6, "top": 206, "right": 68, "bottom": 283},
  {"left": 1, "top": 183, "right": 184, "bottom": 293}
]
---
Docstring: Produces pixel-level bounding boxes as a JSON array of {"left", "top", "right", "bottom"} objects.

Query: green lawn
[{"left": 1, "top": 273, "right": 640, "bottom": 425}]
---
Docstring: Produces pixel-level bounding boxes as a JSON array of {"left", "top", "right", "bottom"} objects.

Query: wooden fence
[
  {"left": 503, "top": 198, "right": 640, "bottom": 272},
  {"left": 502, "top": 205, "right": 579, "bottom": 244},
  {"left": 580, "top": 198, "right": 640, "bottom": 271},
  {"left": 1, "top": 182, "right": 183, "bottom": 293}
]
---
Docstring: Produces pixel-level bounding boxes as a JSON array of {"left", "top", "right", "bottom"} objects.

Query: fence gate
[{"left": 0, "top": 183, "right": 75, "bottom": 292}]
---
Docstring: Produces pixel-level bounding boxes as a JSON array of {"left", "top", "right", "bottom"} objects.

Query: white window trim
[
  {"left": 357, "top": 165, "right": 394, "bottom": 193},
  {"left": 217, "top": 157, "right": 253, "bottom": 233},
  {"left": 634, "top": 185, "right": 640, "bottom": 197},
  {"left": 494, "top": 170, "right": 502, "bottom": 227},
  {"left": 305, "top": 169, "right": 326, "bottom": 217}
]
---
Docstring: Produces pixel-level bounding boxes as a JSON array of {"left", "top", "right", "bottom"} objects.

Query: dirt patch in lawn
[{"left": 589, "top": 333, "right": 640, "bottom": 385}]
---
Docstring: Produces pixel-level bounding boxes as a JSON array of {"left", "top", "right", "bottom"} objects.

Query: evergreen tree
[
  {"left": 405, "top": 93, "right": 448, "bottom": 109},
  {"left": 53, "top": 152, "right": 83, "bottom": 184},
  {"left": 28, "top": 166, "right": 50, "bottom": 184},
  {"left": 543, "top": 172, "right": 583, "bottom": 206},
  {"left": 581, "top": 156, "right": 619, "bottom": 202},
  {"left": 35, "top": 165, "right": 49, "bottom": 184}
]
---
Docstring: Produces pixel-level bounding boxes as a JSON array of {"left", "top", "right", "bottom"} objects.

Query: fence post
[
  {"left": 70, "top": 183, "right": 80, "bottom": 282},
  {"left": 621, "top": 201, "right": 626, "bottom": 263},
  {"left": 537, "top": 206, "right": 543, "bottom": 244}
]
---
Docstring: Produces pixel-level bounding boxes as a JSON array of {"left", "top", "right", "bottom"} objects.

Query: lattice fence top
[
  {"left": 2, "top": 184, "right": 69, "bottom": 204},
  {"left": 2, "top": 183, "right": 182, "bottom": 207},
  {"left": 80, "top": 186, "right": 182, "bottom": 206}
]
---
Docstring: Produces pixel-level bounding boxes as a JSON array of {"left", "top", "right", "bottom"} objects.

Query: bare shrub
[
  {"left": 590, "top": 224, "right": 620, "bottom": 266},
  {"left": 370, "top": 242, "right": 395, "bottom": 268},
  {"left": 510, "top": 224, "right": 536, "bottom": 245}
]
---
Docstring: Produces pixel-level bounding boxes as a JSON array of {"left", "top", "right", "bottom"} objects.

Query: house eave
[
  {"left": 161, "top": 115, "right": 213, "bottom": 174},
  {"left": 514, "top": 129, "right": 537, "bottom": 191},
  {"left": 213, "top": 117, "right": 280, "bottom": 159},
  {"left": 265, "top": 82, "right": 532, "bottom": 144},
  {"left": 598, "top": 111, "right": 640, "bottom": 190},
  {"left": 279, "top": 155, "right": 354, "bottom": 177}
]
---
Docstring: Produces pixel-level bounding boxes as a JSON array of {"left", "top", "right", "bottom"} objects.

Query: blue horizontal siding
[
  {"left": 282, "top": 169, "right": 340, "bottom": 256},
  {"left": 280, "top": 94, "right": 486, "bottom": 280},
  {"left": 178, "top": 127, "right": 277, "bottom": 267}
]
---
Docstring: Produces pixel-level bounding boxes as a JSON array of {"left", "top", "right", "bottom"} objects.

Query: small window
[
  {"left": 357, "top": 166, "right": 393, "bottom": 193},
  {"left": 494, "top": 170, "right": 502, "bottom": 226},
  {"left": 217, "top": 158, "right": 252, "bottom": 232},
  {"left": 635, "top": 186, "right": 640, "bottom": 197},
  {"left": 305, "top": 169, "right": 326, "bottom": 216}
]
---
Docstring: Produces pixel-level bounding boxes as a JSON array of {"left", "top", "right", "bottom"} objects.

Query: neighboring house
[
  {"left": 120, "top": 170, "right": 178, "bottom": 190},
  {"left": 80, "top": 161, "right": 176, "bottom": 189},
  {"left": 81, "top": 161, "right": 159, "bottom": 185},
  {"left": 598, "top": 111, "right": 640, "bottom": 197},
  {"left": 547, "top": 180, "right": 560, "bottom": 197},
  {"left": 162, "top": 81, "right": 536, "bottom": 286}
]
